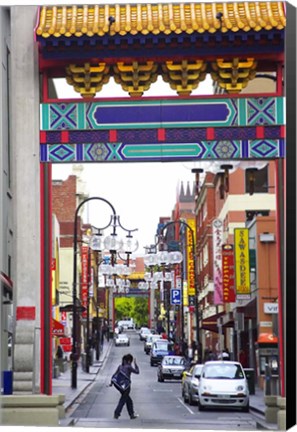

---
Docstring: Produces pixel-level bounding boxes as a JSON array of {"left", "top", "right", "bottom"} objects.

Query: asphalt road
[{"left": 68, "top": 331, "right": 262, "bottom": 430}]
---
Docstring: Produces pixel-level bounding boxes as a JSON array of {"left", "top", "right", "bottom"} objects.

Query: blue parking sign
[{"left": 170, "top": 289, "right": 181, "bottom": 305}]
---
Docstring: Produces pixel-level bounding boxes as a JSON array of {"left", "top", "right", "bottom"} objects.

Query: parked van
[{"left": 117, "top": 319, "right": 134, "bottom": 330}]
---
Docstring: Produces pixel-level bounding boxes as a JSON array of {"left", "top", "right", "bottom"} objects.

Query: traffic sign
[{"left": 170, "top": 288, "right": 181, "bottom": 305}]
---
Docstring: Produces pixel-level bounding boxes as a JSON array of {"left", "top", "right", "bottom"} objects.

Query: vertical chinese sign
[
  {"left": 212, "top": 219, "right": 223, "bottom": 304},
  {"left": 81, "top": 245, "right": 89, "bottom": 318},
  {"left": 186, "top": 219, "right": 196, "bottom": 300},
  {"left": 222, "top": 244, "right": 236, "bottom": 303},
  {"left": 234, "top": 228, "right": 251, "bottom": 299}
]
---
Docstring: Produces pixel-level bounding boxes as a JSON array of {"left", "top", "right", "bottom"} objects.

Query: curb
[{"left": 64, "top": 341, "right": 112, "bottom": 412}]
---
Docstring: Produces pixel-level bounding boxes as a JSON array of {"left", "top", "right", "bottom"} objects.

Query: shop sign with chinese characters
[
  {"left": 186, "top": 219, "right": 196, "bottom": 297},
  {"left": 212, "top": 219, "right": 223, "bottom": 304},
  {"left": 81, "top": 246, "right": 89, "bottom": 318},
  {"left": 222, "top": 244, "right": 236, "bottom": 303},
  {"left": 234, "top": 228, "right": 251, "bottom": 299}
]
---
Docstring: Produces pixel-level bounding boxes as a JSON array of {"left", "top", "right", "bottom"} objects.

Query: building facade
[{"left": 194, "top": 162, "right": 278, "bottom": 389}]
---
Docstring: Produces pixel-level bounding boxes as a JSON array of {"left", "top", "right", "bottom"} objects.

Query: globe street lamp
[
  {"left": 142, "top": 220, "right": 199, "bottom": 356},
  {"left": 71, "top": 196, "right": 138, "bottom": 389}
]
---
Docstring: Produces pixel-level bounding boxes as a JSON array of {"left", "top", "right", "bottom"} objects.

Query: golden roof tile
[{"left": 36, "top": 2, "right": 286, "bottom": 38}]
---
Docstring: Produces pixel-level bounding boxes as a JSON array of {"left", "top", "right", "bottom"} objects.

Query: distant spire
[
  {"left": 180, "top": 181, "right": 186, "bottom": 199},
  {"left": 186, "top": 181, "right": 191, "bottom": 197},
  {"left": 179, "top": 181, "right": 194, "bottom": 203}
]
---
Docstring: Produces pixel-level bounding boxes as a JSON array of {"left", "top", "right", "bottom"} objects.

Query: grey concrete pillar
[
  {"left": 277, "top": 396, "right": 286, "bottom": 430},
  {"left": 10, "top": 6, "right": 41, "bottom": 393}
]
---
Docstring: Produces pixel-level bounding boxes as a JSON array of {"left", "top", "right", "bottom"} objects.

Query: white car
[
  {"left": 144, "top": 334, "right": 162, "bottom": 354},
  {"left": 114, "top": 333, "right": 130, "bottom": 347},
  {"left": 197, "top": 361, "right": 249, "bottom": 412},
  {"left": 139, "top": 327, "right": 151, "bottom": 341}
]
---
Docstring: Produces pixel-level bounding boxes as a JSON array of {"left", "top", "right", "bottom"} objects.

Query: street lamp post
[
  {"left": 159, "top": 220, "right": 200, "bottom": 358},
  {"left": 72, "top": 197, "right": 116, "bottom": 389},
  {"left": 71, "top": 196, "right": 138, "bottom": 389},
  {"left": 142, "top": 219, "right": 200, "bottom": 359}
]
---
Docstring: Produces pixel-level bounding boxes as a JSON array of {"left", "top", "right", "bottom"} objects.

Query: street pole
[
  {"left": 95, "top": 306, "right": 100, "bottom": 361},
  {"left": 85, "top": 246, "right": 91, "bottom": 373},
  {"left": 160, "top": 220, "right": 200, "bottom": 358}
]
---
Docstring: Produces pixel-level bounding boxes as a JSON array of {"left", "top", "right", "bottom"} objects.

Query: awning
[
  {"left": 52, "top": 319, "right": 66, "bottom": 336},
  {"left": 257, "top": 333, "right": 278, "bottom": 344},
  {"left": 201, "top": 311, "right": 225, "bottom": 333},
  {"left": 60, "top": 304, "right": 86, "bottom": 313},
  {"left": 201, "top": 321, "right": 219, "bottom": 333},
  {"left": 221, "top": 312, "right": 234, "bottom": 328},
  {"left": 1, "top": 271, "right": 13, "bottom": 297},
  {"left": 236, "top": 297, "right": 257, "bottom": 319}
]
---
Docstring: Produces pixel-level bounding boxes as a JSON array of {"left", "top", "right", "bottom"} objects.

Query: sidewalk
[
  {"left": 52, "top": 340, "right": 112, "bottom": 411},
  {"left": 52, "top": 344, "right": 278, "bottom": 430}
]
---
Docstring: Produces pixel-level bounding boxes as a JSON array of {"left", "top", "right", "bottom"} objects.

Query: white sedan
[
  {"left": 198, "top": 361, "right": 249, "bottom": 412},
  {"left": 114, "top": 333, "right": 130, "bottom": 347}
]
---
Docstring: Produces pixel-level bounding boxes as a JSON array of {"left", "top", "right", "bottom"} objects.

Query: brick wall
[
  {"left": 52, "top": 176, "right": 77, "bottom": 221},
  {"left": 52, "top": 175, "right": 79, "bottom": 247}
]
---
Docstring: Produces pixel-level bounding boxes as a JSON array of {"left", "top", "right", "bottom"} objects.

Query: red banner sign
[
  {"left": 81, "top": 246, "right": 89, "bottom": 318},
  {"left": 59, "top": 337, "right": 71, "bottom": 345},
  {"left": 52, "top": 318, "right": 66, "bottom": 336},
  {"left": 222, "top": 244, "right": 236, "bottom": 303}
]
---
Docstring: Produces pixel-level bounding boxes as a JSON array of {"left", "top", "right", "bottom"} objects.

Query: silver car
[
  {"left": 114, "top": 333, "right": 130, "bottom": 347},
  {"left": 157, "top": 355, "right": 186, "bottom": 382},
  {"left": 181, "top": 363, "right": 203, "bottom": 405},
  {"left": 144, "top": 334, "right": 162, "bottom": 354},
  {"left": 198, "top": 361, "right": 249, "bottom": 412}
]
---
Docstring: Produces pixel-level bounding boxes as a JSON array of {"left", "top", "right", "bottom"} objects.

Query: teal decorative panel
[
  {"left": 40, "top": 97, "right": 284, "bottom": 131},
  {"left": 40, "top": 139, "right": 285, "bottom": 163}
]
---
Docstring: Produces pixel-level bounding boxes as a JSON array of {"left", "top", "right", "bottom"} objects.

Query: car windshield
[
  {"left": 155, "top": 341, "right": 172, "bottom": 351},
  {"left": 163, "top": 357, "right": 184, "bottom": 365},
  {"left": 202, "top": 363, "right": 244, "bottom": 379},
  {"left": 193, "top": 365, "right": 203, "bottom": 375}
]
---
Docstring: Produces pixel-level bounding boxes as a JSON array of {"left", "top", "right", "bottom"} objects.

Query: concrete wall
[
  {"left": 0, "top": 5, "right": 14, "bottom": 383},
  {"left": 10, "top": 6, "right": 41, "bottom": 393}
]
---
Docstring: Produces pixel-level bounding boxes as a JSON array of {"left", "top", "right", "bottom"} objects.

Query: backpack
[{"left": 111, "top": 367, "right": 131, "bottom": 392}]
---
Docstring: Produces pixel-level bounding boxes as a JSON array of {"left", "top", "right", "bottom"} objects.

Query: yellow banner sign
[
  {"left": 187, "top": 219, "right": 196, "bottom": 296},
  {"left": 234, "top": 228, "right": 251, "bottom": 298}
]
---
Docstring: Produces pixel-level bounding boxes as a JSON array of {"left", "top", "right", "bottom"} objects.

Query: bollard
[{"left": 3, "top": 370, "right": 13, "bottom": 395}]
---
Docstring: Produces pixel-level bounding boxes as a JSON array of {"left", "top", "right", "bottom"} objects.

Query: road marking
[
  {"left": 153, "top": 389, "right": 173, "bottom": 392},
  {"left": 177, "top": 397, "right": 195, "bottom": 414}
]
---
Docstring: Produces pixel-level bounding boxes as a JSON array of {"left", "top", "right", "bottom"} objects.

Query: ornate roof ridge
[{"left": 36, "top": 2, "right": 286, "bottom": 39}]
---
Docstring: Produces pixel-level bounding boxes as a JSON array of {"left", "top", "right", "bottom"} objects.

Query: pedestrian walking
[
  {"left": 222, "top": 348, "right": 230, "bottom": 360},
  {"left": 55, "top": 344, "right": 63, "bottom": 360},
  {"left": 110, "top": 353, "right": 139, "bottom": 419}
]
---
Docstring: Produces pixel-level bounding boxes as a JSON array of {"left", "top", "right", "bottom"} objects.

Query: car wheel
[
  {"left": 198, "top": 402, "right": 205, "bottom": 411},
  {"left": 242, "top": 403, "right": 249, "bottom": 412},
  {"left": 183, "top": 390, "right": 188, "bottom": 403},
  {"left": 188, "top": 392, "right": 194, "bottom": 406}
]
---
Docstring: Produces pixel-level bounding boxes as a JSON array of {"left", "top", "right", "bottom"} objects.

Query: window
[
  {"left": 245, "top": 165, "right": 268, "bottom": 193},
  {"left": 246, "top": 210, "right": 269, "bottom": 222},
  {"left": 203, "top": 244, "right": 209, "bottom": 267},
  {"left": 203, "top": 203, "right": 207, "bottom": 220}
]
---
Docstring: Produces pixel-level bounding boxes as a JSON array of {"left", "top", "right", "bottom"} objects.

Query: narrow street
[{"left": 65, "top": 331, "right": 265, "bottom": 430}]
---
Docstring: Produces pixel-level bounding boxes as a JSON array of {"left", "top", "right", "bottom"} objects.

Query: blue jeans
[{"left": 114, "top": 387, "right": 134, "bottom": 417}]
